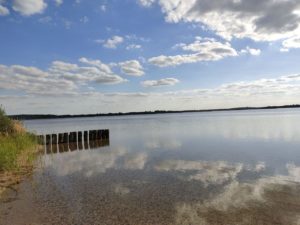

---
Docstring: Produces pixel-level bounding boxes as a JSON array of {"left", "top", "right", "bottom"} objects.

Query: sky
[{"left": 0, "top": 0, "right": 300, "bottom": 114}]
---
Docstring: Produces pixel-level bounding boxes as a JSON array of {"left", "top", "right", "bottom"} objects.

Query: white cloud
[
  {"left": 55, "top": 0, "right": 63, "bottom": 6},
  {"left": 0, "top": 64, "right": 77, "bottom": 96},
  {"left": 123, "top": 153, "right": 148, "bottom": 170},
  {"left": 0, "top": 58, "right": 127, "bottom": 96},
  {"left": 241, "top": 46, "right": 261, "bottom": 56},
  {"left": 79, "top": 57, "right": 112, "bottom": 73},
  {"left": 38, "top": 16, "right": 52, "bottom": 24},
  {"left": 282, "top": 36, "right": 300, "bottom": 51},
  {"left": 13, "top": 0, "right": 47, "bottom": 16},
  {"left": 155, "top": 160, "right": 243, "bottom": 186},
  {"left": 0, "top": 4, "right": 9, "bottom": 16},
  {"left": 95, "top": 39, "right": 104, "bottom": 44},
  {"left": 149, "top": 37, "right": 237, "bottom": 67},
  {"left": 100, "top": 4, "right": 106, "bottom": 12},
  {"left": 102, "top": 36, "right": 124, "bottom": 49},
  {"left": 80, "top": 16, "right": 89, "bottom": 23},
  {"left": 142, "top": 78, "right": 179, "bottom": 87},
  {"left": 140, "top": 0, "right": 300, "bottom": 52},
  {"left": 138, "top": 0, "right": 155, "bottom": 7},
  {"left": 126, "top": 44, "right": 142, "bottom": 50},
  {"left": 119, "top": 60, "right": 144, "bottom": 76},
  {"left": 2, "top": 71, "right": 300, "bottom": 114},
  {"left": 43, "top": 147, "right": 127, "bottom": 177},
  {"left": 145, "top": 139, "right": 182, "bottom": 150},
  {"left": 154, "top": 0, "right": 300, "bottom": 43},
  {"left": 125, "top": 34, "right": 150, "bottom": 42},
  {"left": 175, "top": 163, "right": 300, "bottom": 224},
  {"left": 63, "top": 19, "right": 72, "bottom": 29},
  {"left": 60, "top": 57, "right": 127, "bottom": 84},
  {"left": 280, "top": 48, "right": 290, "bottom": 53}
]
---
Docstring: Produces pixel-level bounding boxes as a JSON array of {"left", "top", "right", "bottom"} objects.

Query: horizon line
[{"left": 9, "top": 104, "right": 300, "bottom": 120}]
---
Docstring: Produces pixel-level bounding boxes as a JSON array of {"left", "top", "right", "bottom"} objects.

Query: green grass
[
  {"left": 0, "top": 133, "right": 38, "bottom": 171},
  {"left": 0, "top": 106, "right": 13, "bottom": 134},
  {"left": 0, "top": 106, "right": 38, "bottom": 172}
]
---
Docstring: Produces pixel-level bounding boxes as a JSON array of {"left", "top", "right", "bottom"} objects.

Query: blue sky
[{"left": 1, "top": 0, "right": 300, "bottom": 114}]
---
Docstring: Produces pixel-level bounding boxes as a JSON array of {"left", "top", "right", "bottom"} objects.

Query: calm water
[{"left": 5, "top": 109, "right": 300, "bottom": 224}]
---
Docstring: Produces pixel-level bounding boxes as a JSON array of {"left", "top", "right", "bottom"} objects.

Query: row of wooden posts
[
  {"left": 37, "top": 129, "right": 110, "bottom": 154},
  {"left": 38, "top": 129, "right": 109, "bottom": 145}
]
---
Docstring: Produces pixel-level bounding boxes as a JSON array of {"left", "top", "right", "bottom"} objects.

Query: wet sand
[{"left": 1, "top": 162, "right": 300, "bottom": 225}]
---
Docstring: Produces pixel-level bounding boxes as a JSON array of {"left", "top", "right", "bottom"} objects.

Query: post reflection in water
[{"left": 39, "top": 129, "right": 110, "bottom": 154}]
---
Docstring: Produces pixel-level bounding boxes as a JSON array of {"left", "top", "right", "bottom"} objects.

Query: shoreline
[
  {"left": 0, "top": 108, "right": 41, "bottom": 199},
  {"left": 9, "top": 104, "right": 300, "bottom": 120},
  {"left": 0, "top": 143, "right": 41, "bottom": 198}
]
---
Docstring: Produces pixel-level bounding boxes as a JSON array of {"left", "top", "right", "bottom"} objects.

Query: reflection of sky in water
[{"left": 26, "top": 109, "right": 300, "bottom": 224}]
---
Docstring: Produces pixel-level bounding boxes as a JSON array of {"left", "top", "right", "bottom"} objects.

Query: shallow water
[{"left": 2, "top": 109, "right": 300, "bottom": 224}]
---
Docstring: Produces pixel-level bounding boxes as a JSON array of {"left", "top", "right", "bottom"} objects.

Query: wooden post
[
  {"left": 45, "top": 134, "right": 51, "bottom": 145},
  {"left": 52, "top": 134, "right": 58, "bottom": 153},
  {"left": 58, "top": 133, "right": 64, "bottom": 144},
  {"left": 52, "top": 134, "right": 57, "bottom": 144},
  {"left": 40, "top": 129, "right": 110, "bottom": 153},
  {"left": 83, "top": 131, "right": 88, "bottom": 149},
  {"left": 69, "top": 132, "right": 77, "bottom": 151},
  {"left": 37, "top": 135, "right": 44, "bottom": 145},
  {"left": 78, "top": 131, "right": 83, "bottom": 150}
]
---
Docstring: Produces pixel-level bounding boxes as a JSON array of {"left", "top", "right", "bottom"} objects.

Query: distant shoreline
[{"left": 9, "top": 104, "right": 300, "bottom": 120}]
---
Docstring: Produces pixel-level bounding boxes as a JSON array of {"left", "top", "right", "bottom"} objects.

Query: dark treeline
[{"left": 9, "top": 104, "right": 300, "bottom": 120}]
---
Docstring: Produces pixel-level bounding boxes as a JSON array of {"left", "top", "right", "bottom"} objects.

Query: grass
[
  {"left": 0, "top": 106, "right": 39, "bottom": 197},
  {"left": 0, "top": 133, "right": 38, "bottom": 172},
  {"left": 0, "top": 107, "right": 13, "bottom": 134}
]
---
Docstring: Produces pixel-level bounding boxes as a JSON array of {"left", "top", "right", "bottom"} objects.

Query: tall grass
[
  {"left": 0, "top": 106, "right": 38, "bottom": 172},
  {"left": 0, "top": 106, "right": 13, "bottom": 134},
  {"left": 0, "top": 134, "right": 37, "bottom": 171}
]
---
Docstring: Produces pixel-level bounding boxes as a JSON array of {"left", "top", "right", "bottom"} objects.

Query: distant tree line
[{"left": 8, "top": 104, "right": 300, "bottom": 120}]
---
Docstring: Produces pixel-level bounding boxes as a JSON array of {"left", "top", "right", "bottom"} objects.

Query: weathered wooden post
[
  {"left": 51, "top": 134, "right": 57, "bottom": 144},
  {"left": 88, "top": 130, "right": 94, "bottom": 148},
  {"left": 46, "top": 135, "right": 51, "bottom": 154},
  {"left": 37, "top": 135, "right": 44, "bottom": 145},
  {"left": 51, "top": 134, "right": 58, "bottom": 153},
  {"left": 69, "top": 132, "right": 76, "bottom": 142},
  {"left": 97, "top": 130, "right": 100, "bottom": 140},
  {"left": 64, "top": 133, "right": 68, "bottom": 143},
  {"left": 45, "top": 134, "right": 51, "bottom": 145},
  {"left": 69, "top": 132, "right": 77, "bottom": 151},
  {"left": 78, "top": 131, "right": 83, "bottom": 150},
  {"left": 84, "top": 131, "right": 88, "bottom": 149},
  {"left": 58, "top": 133, "right": 64, "bottom": 144},
  {"left": 102, "top": 129, "right": 109, "bottom": 139},
  {"left": 89, "top": 130, "right": 95, "bottom": 141},
  {"left": 40, "top": 129, "right": 110, "bottom": 154}
]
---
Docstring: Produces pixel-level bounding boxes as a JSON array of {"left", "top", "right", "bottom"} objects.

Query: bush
[{"left": 0, "top": 106, "right": 13, "bottom": 134}]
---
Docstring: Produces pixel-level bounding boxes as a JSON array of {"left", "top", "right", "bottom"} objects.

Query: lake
[{"left": 1, "top": 109, "right": 300, "bottom": 224}]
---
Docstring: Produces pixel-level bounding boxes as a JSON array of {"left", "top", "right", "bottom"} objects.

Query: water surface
[{"left": 2, "top": 109, "right": 300, "bottom": 224}]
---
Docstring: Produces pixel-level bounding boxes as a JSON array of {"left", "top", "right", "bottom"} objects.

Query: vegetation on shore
[
  {"left": 10, "top": 104, "right": 300, "bottom": 120},
  {"left": 0, "top": 107, "right": 39, "bottom": 196}
]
